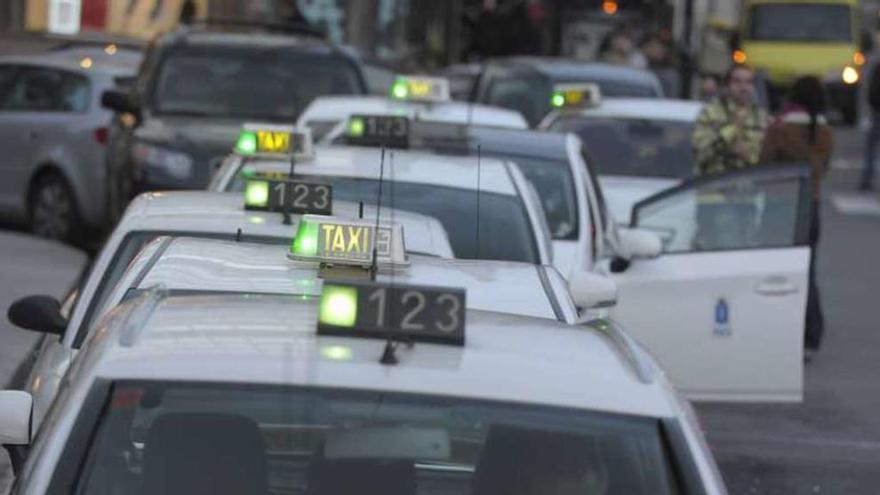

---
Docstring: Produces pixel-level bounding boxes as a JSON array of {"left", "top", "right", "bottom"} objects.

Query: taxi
[
  {"left": 210, "top": 123, "right": 554, "bottom": 266},
  {"left": 297, "top": 74, "right": 529, "bottom": 140},
  {"left": 1, "top": 285, "right": 726, "bottom": 493},
  {"left": 207, "top": 121, "right": 817, "bottom": 403},
  {"left": 11, "top": 216, "right": 613, "bottom": 432},
  {"left": 538, "top": 88, "right": 703, "bottom": 223}
]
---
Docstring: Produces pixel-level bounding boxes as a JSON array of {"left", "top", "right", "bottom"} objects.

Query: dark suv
[{"left": 101, "top": 23, "right": 367, "bottom": 220}]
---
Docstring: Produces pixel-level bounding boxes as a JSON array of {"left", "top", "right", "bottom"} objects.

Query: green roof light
[
  {"left": 348, "top": 117, "right": 365, "bottom": 137},
  {"left": 291, "top": 218, "right": 319, "bottom": 257},
  {"left": 391, "top": 80, "right": 409, "bottom": 99},
  {"left": 551, "top": 92, "right": 565, "bottom": 108},
  {"left": 319, "top": 285, "right": 358, "bottom": 327},
  {"left": 235, "top": 130, "right": 257, "bottom": 155},
  {"left": 244, "top": 180, "right": 269, "bottom": 208}
]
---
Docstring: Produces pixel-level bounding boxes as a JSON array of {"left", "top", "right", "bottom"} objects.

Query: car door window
[
  {"left": 2, "top": 67, "right": 90, "bottom": 112},
  {"left": 0, "top": 65, "right": 19, "bottom": 105},
  {"left": 632, "top": 164, "right": 811, "bottom": 253}
]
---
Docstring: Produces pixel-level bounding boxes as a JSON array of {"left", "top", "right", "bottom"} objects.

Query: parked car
[{"left": 0, "top": 52, "right": 138, "bottom": 242}]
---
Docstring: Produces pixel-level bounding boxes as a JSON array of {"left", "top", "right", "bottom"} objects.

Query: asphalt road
[{"left": 0, "top": 127, "right": 877, "bottom": 493}]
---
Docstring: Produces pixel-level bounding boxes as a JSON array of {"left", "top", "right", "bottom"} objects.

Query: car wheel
[{"left": 30, "top": 173, "right": 80, "bottom": 243}]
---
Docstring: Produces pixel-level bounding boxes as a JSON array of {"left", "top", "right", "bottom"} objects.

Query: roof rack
[{"left": 185, "top": 18, "right": 325, "bottom": 39}]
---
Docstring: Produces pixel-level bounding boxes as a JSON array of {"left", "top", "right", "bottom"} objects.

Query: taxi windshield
[
  {"left": 550, "top": 116, "right": 694, "bottom": 179},
  {"left": 152, "top": 49, "right": 362, "bottom": 120},
  {"left": 69, "top": 381, "right": 683, "bottom": 495},
  {"left": 229, "top": 176, "right": 539, "bottom": 263},
  {"left": 748, "top": 3, "right": 852, "bottom": 42}
]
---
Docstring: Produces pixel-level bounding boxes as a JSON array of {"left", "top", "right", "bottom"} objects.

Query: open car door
[{"left": 607, "top": 164, "right": 812, "bottom": 402}]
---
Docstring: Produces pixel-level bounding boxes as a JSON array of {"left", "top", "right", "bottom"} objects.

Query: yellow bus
[{"left": 737, "top": 0, "right": 867, "bottom": 123}]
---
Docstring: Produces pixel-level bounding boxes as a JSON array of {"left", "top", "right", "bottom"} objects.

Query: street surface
[{"left": 0, "top": 127, "right": 877, "bottom": 493}]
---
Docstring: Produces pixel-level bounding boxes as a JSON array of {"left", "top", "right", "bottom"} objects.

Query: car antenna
[
  {"left": 371, "top": 147, "right": 386, "bottom": 282},
  {"left": 371, "top": 147, "right": 399, "bottom": 366},
  {"left": 282, "top": 152, "right": 296, "bottom": 226},
  {"left": 475, "top": 144, "right": 482, "bottom": 259},
  {"left": 358, "top": 201, "right": 364, "bottom": 219}
]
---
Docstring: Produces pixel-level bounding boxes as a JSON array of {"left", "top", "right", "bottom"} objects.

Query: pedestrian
[
  {"left": 760, "top": 75, "right": 832, "bottom": 359},
  {"left": 692, "top": 63, "right": 769, "bottom": 175},
  {"left": 599, "top": 29, "right": 647, "bottom": 69},
  {"left": 690, "top": 64, "right": 769, "bottom": 250},
  {"left": 861, "top": 59, "right": 880, "bottom": 191}
]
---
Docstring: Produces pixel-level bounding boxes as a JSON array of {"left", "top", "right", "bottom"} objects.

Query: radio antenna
[
  {"left": 371, "top": 147, "right": 387, "bottom": 282},
  {"left": 282, "top": 153, "right": 296, "bottom": 225},
  {"left": 475, "top": 144, "right": 482, "bottom": 259}
]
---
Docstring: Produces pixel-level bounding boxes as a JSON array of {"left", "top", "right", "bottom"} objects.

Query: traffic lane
[
  {"left": 696, "top": 127, "right": 880, "bottom": 494},
  {"left": 0, "top": 232, "right": 87, "bottom": 493}
]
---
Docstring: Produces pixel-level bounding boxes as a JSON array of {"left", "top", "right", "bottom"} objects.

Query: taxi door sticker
[{"left": 714, "top": 298, "right": 731, "bottom": 337}]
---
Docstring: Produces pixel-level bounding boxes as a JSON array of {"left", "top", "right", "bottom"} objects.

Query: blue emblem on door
[{"left": 714, "top": 298, "right": 731, "bottom": 337}]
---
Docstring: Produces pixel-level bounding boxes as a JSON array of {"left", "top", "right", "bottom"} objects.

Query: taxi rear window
[
  {"left": 66, "top": 381, "right": 683, "bottom": 495},
  {"left": 228, "top": 175, "right": 540, "bottom": 264}
]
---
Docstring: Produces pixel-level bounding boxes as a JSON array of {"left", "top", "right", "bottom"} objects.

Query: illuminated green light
[
  {"left": 348, "top": 117, "right": 365, "bottom": 137},
  {"left": 391, "top": 80, "right": 409, "bottom": 99},
  {"left": 235, "top": 131, "right": 257, "bottom": 154},
  {"left": 244, "top": 180, "right": 269, "bottom": 208},
  {"left": 551, "top": 92, "right": 565, "bottom": 108},
  {"left": 321, "top": 345, "right": 353, "bottom": 360},
  {"left": 291, "top": 219, "right": 319, "bottom": 257},
  {"left": 241, "top": 167, "right": 255, "bottom": 179},
  {"left": 319, "top": 285, "right": 358, "bottom": 327}
]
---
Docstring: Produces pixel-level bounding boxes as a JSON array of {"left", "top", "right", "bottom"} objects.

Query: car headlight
[
  {"left": 132, "top": 143, "right": 193, "bottom": 180},
  {"left": 825, "top": 66, "right": 860, "bottom": 85},
  {"left": 842, "top": 66, "right": 859, "bottom": 85}
]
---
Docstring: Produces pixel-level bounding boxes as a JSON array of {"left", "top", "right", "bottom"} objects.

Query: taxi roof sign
[
  {"left": 234, "top": 123, "right": 314, "bottom": 158},
  {"left": 288, "top": 214, "right": 409, "bottom": 267},
  {"left": 318, "top": 279, "right": 466, "bottom": 346},
  {"left": 550, "top": 83, "right": 602, "bottom": 109},
  {"left": 389, "top": 75, "right": 451, "bottom": 103},
  {"left": 346, "top": 114, "right": 410, "bottom": 148}
]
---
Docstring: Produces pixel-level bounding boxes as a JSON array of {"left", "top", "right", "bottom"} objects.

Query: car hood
[{"left": 599, "top": 175, "right": 680, "bottom": 225}]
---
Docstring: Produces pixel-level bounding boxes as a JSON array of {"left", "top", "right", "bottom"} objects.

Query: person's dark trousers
[
  {"left": 861, "top": 112, "right": 880, "bottom": 189},
  {"left": 805, "top": 199, "right": 824, "bottom": 350}
]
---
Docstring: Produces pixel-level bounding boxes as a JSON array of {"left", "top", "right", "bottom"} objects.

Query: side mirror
[
  {"left": 0, "top": 391, "right": 33, "bottom": 445},
  {"left": 101, "top": 89, "right": 140, "bottom": 115},
  {"left": 568, "top": 272, "right": 618, "bottom": 309},
  {"left": 8, "top": 295, "right": 67, "bottom": 335},
  {"left": 615, "top": 227, "right": 663, "bottom": 260}
]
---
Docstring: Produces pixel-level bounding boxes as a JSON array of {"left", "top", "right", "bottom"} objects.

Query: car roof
[
  {"left": 156, "top": 29, "right": 340, "bottom": 54},
  {"left": 0, "top": 53, "right": 136, "bottom": 76},
  {"left": 297, "top": 95, "right": 529, "bottom": 129},
  {"left": 119, "top": 192, "right": 454, "bottom": 258},
  {"left": 236, "top": 145, "right": 519, "bottom": 196},
  {"left": 561, "top": 97, "right": 704, "bottom": 123},
  {"left": 85, "top": 293, "right": 674, "bottom": 418},
  {"left": 129, "top": 237, "right": 565, "bottom": 321},
  {"left": 496, "top": 57, "right": 661, "bottom": 86},
  {"left": 467, "top": 126, "right": 571, "bottom": 161}
]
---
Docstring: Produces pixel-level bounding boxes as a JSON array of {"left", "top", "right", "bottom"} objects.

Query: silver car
[{"left": 0, "top": 51, "right": 138, "bottom": 242}]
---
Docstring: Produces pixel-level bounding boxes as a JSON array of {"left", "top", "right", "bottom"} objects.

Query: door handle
[{"left": 755, "top": 277, "right": 798, "bottom": 296}]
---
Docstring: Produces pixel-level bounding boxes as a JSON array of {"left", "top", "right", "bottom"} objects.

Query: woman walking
[{"left": 760, "top": 76, "right": 833, "bottom": 360}]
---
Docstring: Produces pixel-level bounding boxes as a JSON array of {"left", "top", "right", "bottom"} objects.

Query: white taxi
[
  {"left": 296, "top": 74, "right": 528, "bottom": 141},
  {"left": 1, "top": 285, "right": 726, "bottom": 493},
  {"left": 208, "top": 121, "right": 817, "bottom": 403},
  {"left": 211, "top": 126, "right": 554, "bottom": 266}
]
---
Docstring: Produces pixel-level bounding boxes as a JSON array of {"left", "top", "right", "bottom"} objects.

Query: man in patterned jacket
[{"left": 692, "top": 64, "right": 769, "bottom": 175}]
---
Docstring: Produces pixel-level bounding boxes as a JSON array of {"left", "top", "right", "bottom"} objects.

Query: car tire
[{"left": 29, "top": 173, "right": 81, "bottom": 243}]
